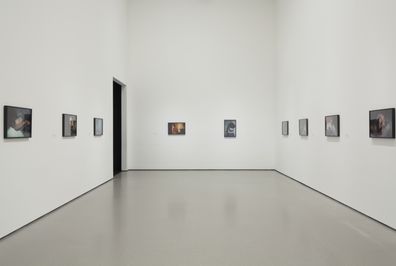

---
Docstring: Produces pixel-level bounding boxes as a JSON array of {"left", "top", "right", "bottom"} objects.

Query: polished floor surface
[{"left": 0, "top": 171, "right": 396, "bottom": 266}]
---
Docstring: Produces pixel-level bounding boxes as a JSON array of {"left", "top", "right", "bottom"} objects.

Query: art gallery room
[{"left": 1, "top": 0, "right": 396, "bottom": 265}]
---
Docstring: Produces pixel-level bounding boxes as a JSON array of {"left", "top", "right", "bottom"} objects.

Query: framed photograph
[
  {"left": 325, "top": 115, "right": 340, "bottom": 137},
  {"left": 369, "top": 108, "right": 395, "bottom": 138},
  {"left": 168, "top": 122, "right": 185, "bottom": 135},
  {"left": 224, "top": 120, "right": 237, "bottom": 138},
  {"left": 94, "top": 118, "right": 103, "bottom": 136},
  {"left": 282, "top": 121, "right": 289, "bottom": 136},
  {"left": 4, "top": 106, "right": 32, "bottom": 139},
  {"left": 299, "top": 119, "right": 308, "bottom": 136},
  {"left": 62, "top": 114, "right": 77, "bottom": 137}
]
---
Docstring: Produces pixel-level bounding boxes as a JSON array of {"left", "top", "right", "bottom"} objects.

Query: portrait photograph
[
  {"left": 282, "top": 121, "right": 289, "bottom": 136},
  {"left": 63, "top": 114, "right": 77, "bottom": 137},
  {"left": 369, "top": 108, "right": 395, "bottom": 138},
  {"left": 4, "top": 106, "right": 32, "bottom": 139},
  {"left": 325, "top": 115, "right": 340, "bottom": 137},
  {"left": 224, "top": 120, "right": 237, "bottom": 138},
  {"left": 94, "top": 118, "right": 103, "bottom": 136},
  {"left": 168, "top": 122, "right": 186, "bottom": 135},
  {"left": 299, "top": 119, "right": 308, "bottom": 136}
]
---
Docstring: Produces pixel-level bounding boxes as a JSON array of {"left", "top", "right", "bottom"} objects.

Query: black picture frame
[
  {"left": 299, "top": 119, "right": 308, "bottom": 136},
  {"left": 62, "top": 114, "right": 77, "bottom": 137},
  {"left": 4, "top": 105, "right": 32, "bottom": 139},
  {"left": 224, "top": 120, "right": 237, "bottom": 138},
  {"left": 168, "top": 122, "right": 186, "bottom": 135},
  {"left": 369, "top": 108, "right": 395, "bottom": 139},
  {"left": 325, "top": 115, "right": 340, "bottom": 137},
  {"left": 94, "top": 118, "right": 103, "bottom": 136},
  {"left": 282, "top": 121, "right": 289, "bottom": 136}
]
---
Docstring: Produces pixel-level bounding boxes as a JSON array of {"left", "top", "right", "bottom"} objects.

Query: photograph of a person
[
  {"left": 369, "top": 108, "right": 395, "bottom": 138},
  {"left": 94, "top": 118, "right": 103, "bottom": 136},
  {"left": 224, "top": 120, "right": 237, "bottom": 138},
  {"left": 325, "top": 115, "right": 340, "bottom": 137},
  {"left": 299, "top": 119, "right": 308, "bottom": 136},
  {"left": 63, "top": 114, "right": 77, "bottom": 137},
  {"left": 282, "top": 121, "right": 289, "bottom": 136},
  {"left": 168, "top": 122, "right": 186, "bottom": 135},
  {"left": 4, "top": 106, "right": 32, "bottom": 139}
]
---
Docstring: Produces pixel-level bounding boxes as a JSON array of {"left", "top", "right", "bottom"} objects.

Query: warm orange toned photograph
[{"left": 168, "top": 122, "right": 186, "bottom": 135}]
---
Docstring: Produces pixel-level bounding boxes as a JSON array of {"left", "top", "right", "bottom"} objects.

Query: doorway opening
[{"left": 113, "top": 80, "right": 122, "bottom": 176}]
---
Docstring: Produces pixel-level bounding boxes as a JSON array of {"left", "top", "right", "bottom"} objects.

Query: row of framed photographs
[
  {"left": 3, "top": 105, "right": 104, "bottom": 139},
  {"left": 168, "top": 120, "right": 237, "bottom": 138},
  {"left": 281, "top": 108, "right": 396, "bottom": 139}
]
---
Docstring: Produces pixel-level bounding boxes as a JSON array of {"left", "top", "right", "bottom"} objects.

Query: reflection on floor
[{"left": 0, "top": 171, "right": 396, "bottom": 266}]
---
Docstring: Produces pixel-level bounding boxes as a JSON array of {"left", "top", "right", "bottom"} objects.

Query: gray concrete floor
[{"left": 0, "top": 171, "right": 396, "bottom": 266}]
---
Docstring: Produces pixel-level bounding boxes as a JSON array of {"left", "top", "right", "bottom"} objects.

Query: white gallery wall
[
  {"left": 0, "top": 0, "right": 128, "bottom": 238},
  {"left": 126, "top": 0, "right": 277, "bottom": 169},
  {"left": 275, "top": 0, "right": 396, "bottom": 228}
]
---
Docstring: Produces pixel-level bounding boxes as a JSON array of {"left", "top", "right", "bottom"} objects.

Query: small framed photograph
[
  {"left": 4, "top": 106, "right": 32, "bottom": 139},
  {"left": 168, "top": 122, "right": 186, "bottom": 135},
  {"left": 94, "top": 118, "right": 103, "bottom": 136},
  {"left": 299, "top": 119, "right": 308, "bottom": 136},
  {"left": 224, "top": 120, "right": 237, "bottom": 138},
  {"left": 62, "top": 114, "right": 77, "bottom": 137},
  {"left": 325, "top": 115, "right": 340, "bottom": 137},
  {"left": 282, "top": 121, "right": 289, "bottom": 136},
  {"left": 369, "top": 108, "right": 395, "bottom": 138}
]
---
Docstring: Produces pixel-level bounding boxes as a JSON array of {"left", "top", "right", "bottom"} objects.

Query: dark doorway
[{"left": 113, "top": 81, "right": 122, "bottom": 176}]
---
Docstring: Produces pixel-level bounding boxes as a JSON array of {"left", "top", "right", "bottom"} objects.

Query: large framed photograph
[
  {"left": 4, "top": 106, "right": 32, "bottom": 139},
  {"left": 282, "top": 121, "right": 289, "bottom": 136},
  {"left": 299, "top": 119, "right": 308, "bottom": 136},
  {"left": 369, "top": 108, "right": 395, "bottom": 138},
  {"left": 62, "top": 114, "right": 77, "bottom": 137},
  {"left": 168, "top": 122, "right": 186, "bottom": 135},
  {"left": 325, "top": 115, "right": 340, "bottom": 137},
  {"left": 224, "top": 120, "right": 237, "bottom": 138},
  {"left": 94, "top": 118, "right": 103, "bottom": 136}
]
